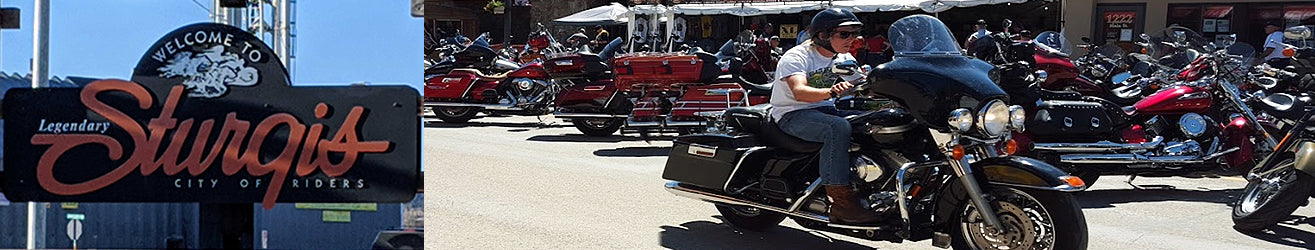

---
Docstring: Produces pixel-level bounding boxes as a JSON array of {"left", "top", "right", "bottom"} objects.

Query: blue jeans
[{"left": 778, "top": 106, "right": 864, "bottom": 185}]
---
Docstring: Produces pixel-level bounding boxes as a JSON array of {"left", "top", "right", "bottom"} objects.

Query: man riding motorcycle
[{"left": 771, "top": 8, "right": 874, "bottom": 224}]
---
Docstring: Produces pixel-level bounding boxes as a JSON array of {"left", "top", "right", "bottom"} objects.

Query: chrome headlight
[
  {"left": 948, "top": 108, "right": 974, "bottom": 132},
  {"left": 1008, "top": 105, "right": 1026, "bottom": 131},
  {"left": 977, "top": 100, "right": 1009, "bottom": 137}
]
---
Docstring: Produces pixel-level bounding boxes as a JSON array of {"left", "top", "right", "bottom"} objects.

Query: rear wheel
[
  {"left": 434, "top": 107, "right": 479, "bottom": 123},
  {"left": 573, "top": 118, "right": 623, "bottom": 136},
  {"left": 950, "top": 187, "right": 1087, "bottom": 250},
  {"left": 715, "top": 204, "right": 786, "bottom": 231},
  {"left": 1232, "top": 158, "right": 1314, "bottom": 232}
]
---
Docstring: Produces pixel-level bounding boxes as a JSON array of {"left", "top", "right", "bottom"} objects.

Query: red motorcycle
[
  {"left": 424, "top": 28, "right": 561, "bottom": 123},
  {"left": 991, "top": 31, "right": 1275, "bottom": 185},
  {"left": 555, "top": 40, "right": 772, "bottom": 136}
]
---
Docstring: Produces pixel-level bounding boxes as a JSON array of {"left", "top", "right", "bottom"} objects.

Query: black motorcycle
[
  {"left": 1232, "top": 27, "right": 1315, "bottom": 231},
  {"left": 661, "top": 15, "right": 1087, "bottom": 249}
]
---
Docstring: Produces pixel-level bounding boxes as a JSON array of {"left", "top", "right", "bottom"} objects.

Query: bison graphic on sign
[{"left": 157, "top": 45, "right": 259, "bottom": 98}]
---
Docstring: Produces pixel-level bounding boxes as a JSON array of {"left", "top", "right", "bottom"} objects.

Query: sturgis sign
[{"left": 2, "top": 23, "right": 420, "bottom": 209}]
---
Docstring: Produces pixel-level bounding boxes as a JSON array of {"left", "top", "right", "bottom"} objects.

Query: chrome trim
[
  {"left": 553, "top": 112, "right": 627, "bottom": 119},
  {"left": 894, "top": 162, "right": 915, "bottom": 238},
  {"left": 988, "top": 181, "right": 1087, "bottom": 192},
  {"left": 663, "top": 119, "right": 705, "bottom": 127},
  {"left": 665, "top": 181, "right": 830, "bottom": 224},
  {"left": 868, "top": 123, "right": 915, "bottom": 134},
  {"left": 724, "top": 147, "right": 768, "bottom": 192},
  {"left": 626, "top": 120, "right": 662, "bottom": 127},
  {"left": 948, "top": 153, "right": 1006, "bottom": 230},
  {"left": 1058, "top": 147, "right": 1238, "bottom": 164},
  {"left": 787, "top": 178, "right": 823, "bottom": 212},
  {"left": 424, "top": 102, "right": 524, "bottom": 111},
  {"left": 827, "top": 223, "right": 888, "bottom": 230},
  {"left": 1033, "top": 136, "right": 1164, "bottom": 152}
]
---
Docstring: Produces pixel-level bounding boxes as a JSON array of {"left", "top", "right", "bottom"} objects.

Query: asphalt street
[{"left": 424, "top": 114, "right": 1315, "bottom": 249}]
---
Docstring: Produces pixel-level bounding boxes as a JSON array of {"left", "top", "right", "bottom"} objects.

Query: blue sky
[{"left": 0, "top": 0, "right": 421, "bottom": 88}]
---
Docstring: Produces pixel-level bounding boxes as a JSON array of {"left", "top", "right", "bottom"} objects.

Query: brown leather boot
[{"left": 825, "top": 185, "right": 881, "bottom": 224}]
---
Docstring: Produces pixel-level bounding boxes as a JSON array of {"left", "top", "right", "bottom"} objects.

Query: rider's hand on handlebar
[{"left": 831, "top": 82, "right": 854, "bottom": 98}]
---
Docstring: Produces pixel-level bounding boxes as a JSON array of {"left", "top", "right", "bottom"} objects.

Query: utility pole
[
  {"left": 213, "top": 0, "right": 295, "bottom": 80},
  {"left": 28, "top": 1, "right": 50, "bottom": 249}
]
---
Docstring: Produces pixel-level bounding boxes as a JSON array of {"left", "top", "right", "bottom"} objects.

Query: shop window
[
  {"left": 1167, "top": 5, "right": 1201, "bottom": 32},
  {"left": 1286, "top": 5, "right": 1315, "bottom": 26}
]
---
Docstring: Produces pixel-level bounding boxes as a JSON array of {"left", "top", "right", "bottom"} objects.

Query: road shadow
[
  {"left": 1076, "top": 187, "right": 1242, "bottom": 209},
  {"left": 593, "top": 146, "right": 672, "bottom": 157},
  {"left": 424, "top": 119, "right": 565, "bottom": 129},
  {"left": 1237, "top": 221, "right": 1315, "bottom": 248},
  {"left": 659, "top": 216, "right": 873, "bottom": 249},
  {"left": 526, "top": 134, "right": 676, "bottom": 143}
]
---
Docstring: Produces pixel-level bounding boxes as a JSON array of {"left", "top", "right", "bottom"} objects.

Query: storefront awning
[
  {"left": 653, "top": 0, "right": 1031, "bottom": 16},
  {"left": 553, "top": 2, "right": 631, "bottom": 26}
]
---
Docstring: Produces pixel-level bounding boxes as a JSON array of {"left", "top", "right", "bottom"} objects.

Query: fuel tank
[{"left": 1132, "top": 85, "right": 1213, "bottom": 115}]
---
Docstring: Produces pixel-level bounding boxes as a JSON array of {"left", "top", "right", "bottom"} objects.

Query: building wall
[
  {"left": 254, "top": 203, "right": 402, "bottom": 250},
  {"left": 0, "top": 203, "right": 201, "bottom": 249},
  {"left": 1063, "top": 0, "right": 1313, "bottom": 55}
]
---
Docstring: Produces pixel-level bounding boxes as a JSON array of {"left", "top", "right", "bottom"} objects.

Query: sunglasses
[{"left": 833, "top": 30, "right": 859, "bottom": 39}]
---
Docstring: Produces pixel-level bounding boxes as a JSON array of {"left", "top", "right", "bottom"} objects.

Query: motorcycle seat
[
  {"left": 1029, "top": 85, "right": 1084, "bottom": 101},
  {"left": 762, "top": 119, "right": 823, "bottom": 154},
  {"left": 734, "top": 76, "right": 773, "bottom": 96},
  {"left": 724, "top": 104, "right": 768, "bottom": 134},
  {"left": 450, "top": 68, "right": 507, "bottom": 80},
  {"left": 1261, "top": 93, "right": 1307, "bottom": 120}
]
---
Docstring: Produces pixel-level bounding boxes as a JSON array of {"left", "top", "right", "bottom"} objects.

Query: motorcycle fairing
[{"left": 868, "top": 57, "right": 1007, "bottom": 132}]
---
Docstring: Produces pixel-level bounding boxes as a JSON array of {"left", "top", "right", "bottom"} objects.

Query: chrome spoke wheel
[{"left": 960, "top": 189, "right": 1055, "bottom": 250}]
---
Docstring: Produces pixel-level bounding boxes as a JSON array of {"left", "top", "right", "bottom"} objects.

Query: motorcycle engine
[
  {"left": 509, "top": 78, "right": 553, "bottom": 105},
  {"left": 853, "top": 155, "right": 889, "bottom": 183},
  {"left": 1177, "top": 113, "right": 1208, "bottom": 139}
]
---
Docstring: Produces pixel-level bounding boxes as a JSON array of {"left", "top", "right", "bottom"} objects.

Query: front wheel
[
  {"left": 951, "top": 187, "right": 1087, "bottom": 250},
  {"left": 715, "top": 204, "right": 786, "bottom": 231},
  {"left": 1232, "top": 159, "right": 1314, "bottom": 232},
  {"left": 572, "top": 118, "right": 623, "bottom": 136}
]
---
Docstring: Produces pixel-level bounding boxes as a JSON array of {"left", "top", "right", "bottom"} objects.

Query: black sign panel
[{"left": 3, "top": 23, "right": 419, "bottom": 209}]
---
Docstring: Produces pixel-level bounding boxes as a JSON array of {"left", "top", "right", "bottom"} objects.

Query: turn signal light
[
  {"left": 1141, "top": 48, "right": 1148, "bottom": 54},
  {"left": 952, "top": 145, "right": 966, "bottom": 160},
  {"left": 1060, "top": 176, "right": 1086, "bottom": 188},
  {"left": 1003, "top": 139, "right": 1019, "bottom": 155},
  {"left": 1284, "top": 47, "right": 1297, "bottom": 57}
]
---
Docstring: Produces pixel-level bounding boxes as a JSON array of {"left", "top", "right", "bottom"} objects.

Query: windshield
[
  {"left": 1034, "top": 31, "right": 1074, "bottom": 56},
  {"left": 889, "top": 15, "right": 962, "bottom": 57},
  {"left": 1147, "top": 26, "right": 1206, "bottom": 58},
  {"left": 471, "top": 33, "right": 492, "bottom": 49},
  {"left": 716, "top": 40, "right": 736, "bottom": 59}
]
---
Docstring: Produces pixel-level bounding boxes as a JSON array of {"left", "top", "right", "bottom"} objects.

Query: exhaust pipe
[
  {"left": 553, "top": 112, "right": 626, "bottom": 119},
  {"left": 1034, "top": 136, "right": 1164, "bottom": 152},
  {"left": 665, "top": 182, "right": 835, "bottom": 225},
  {"left": 1059, "top": 147, "right": 1238, "bottom": 164},
  {"left": 627, "top": 120, "right": 662, "bottom": 127},
  {"left": 424, "top": 102, "right": 525, "bottom": 111}
]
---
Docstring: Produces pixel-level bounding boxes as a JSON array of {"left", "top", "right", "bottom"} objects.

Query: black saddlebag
[
  {"left": 1027, "top": 100, "right": 1118, "bottom": 139},
  {"left": 663, "top": 134, "right": 759, "bottom": 190}
]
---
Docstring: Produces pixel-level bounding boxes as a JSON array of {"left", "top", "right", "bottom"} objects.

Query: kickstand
[{"left": 1125, "top": 175, "right": 1140, "bottom": 189}]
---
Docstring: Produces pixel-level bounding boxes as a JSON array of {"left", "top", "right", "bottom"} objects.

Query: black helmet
[{"left": 809, "top": 8, "right": 862, "bottom": 54}]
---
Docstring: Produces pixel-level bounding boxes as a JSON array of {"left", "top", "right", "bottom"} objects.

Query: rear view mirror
[
  {"left": 1286, "top": 26, "right": 1313, "bottom": 40},
  {"left": 1002, "top": 19, "right": 1013, "bottom": 30}
]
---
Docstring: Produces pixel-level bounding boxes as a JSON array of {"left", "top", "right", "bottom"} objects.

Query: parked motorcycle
[
  {"left": 989, "top": 29, "right": 1274, "bottom": 185},
  {"left": 1232, "top": 97, "right": 1315, "bottom": 232},
  {"left": 424, "top": 32, "right": 559, "bottom": 123},
  {"left": 663, "top": 15, "right": 1087, "bottom": 249},
  {"left": 555, "top": 39, "right": 772, "bottom": 136}
]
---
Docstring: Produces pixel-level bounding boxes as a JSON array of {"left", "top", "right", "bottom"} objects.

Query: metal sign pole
[{"left": 28, "top": 1, "right": 50, "bottom": 249}]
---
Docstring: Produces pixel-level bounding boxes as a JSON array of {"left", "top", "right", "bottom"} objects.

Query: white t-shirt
[
  {"left": 1264, "top": 31, "right": 1289, "bottom": 60},
  {"left": 769, "top": 44, "right": 857, "bottom": 121}
]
